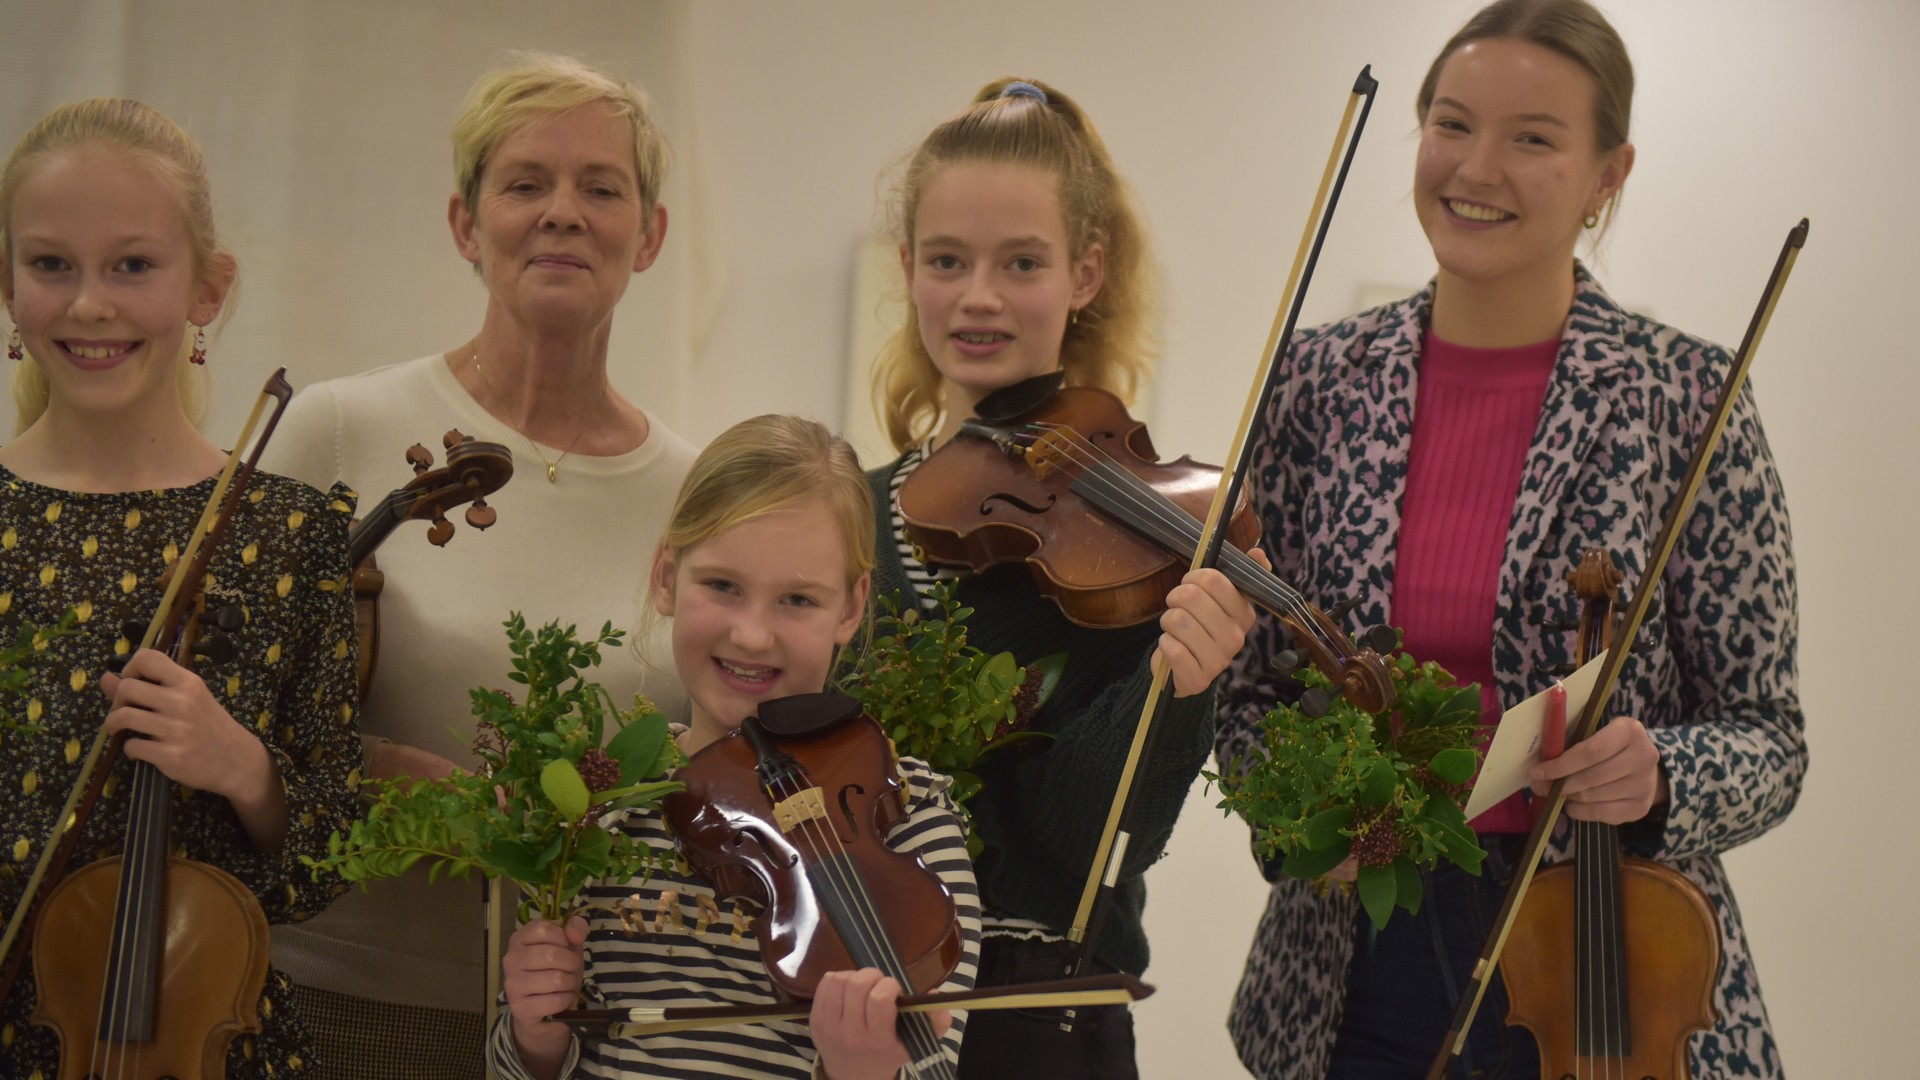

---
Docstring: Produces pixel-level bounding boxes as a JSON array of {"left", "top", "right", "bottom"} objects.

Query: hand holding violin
[
  {"left": 1156, "top": 551, "right": 1268, "bottom": 698},
  {"left": 99, "top": 648, "right": 286, "bottom": 851},
  {"left": 504, "top": 914, "right": 590, "bottom": 1080},
  {"left": 810, "top": 969, "right": 953, "bottom": 1080},
  {"left": 1529, "top": 715, "right": 1669, "bottom": 824}
]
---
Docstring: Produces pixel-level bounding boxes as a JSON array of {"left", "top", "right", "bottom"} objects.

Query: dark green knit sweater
[{"left": 868, "top": 459, "right": 1215, "bottom": 975}]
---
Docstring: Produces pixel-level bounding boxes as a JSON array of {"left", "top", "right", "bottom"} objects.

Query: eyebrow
[
  {"left": 13, "top": 230, "right": 167, "bottom": 249},
  {"left": 1431, "top": 96, "right": 1570, "bottom": 129},
  {"left": 917, "top": 234, "right": 1056, "bottom": 252}
]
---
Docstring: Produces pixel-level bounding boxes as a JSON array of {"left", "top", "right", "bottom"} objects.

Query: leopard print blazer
[{"left": 1213, "top": 267, "right": 1804, "bottom": 1079}]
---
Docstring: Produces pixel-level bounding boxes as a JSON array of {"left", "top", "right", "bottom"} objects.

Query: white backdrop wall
[{"left": 3, "top": 1, "right": 1912, "bottom": 1075}]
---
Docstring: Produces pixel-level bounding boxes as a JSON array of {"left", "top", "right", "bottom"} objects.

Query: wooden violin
[
  {"left": 347, "top": 430, "right": 512, "bottom": 698},
  {"left": 661, "top": 693, "right": 963, "bottom": 1079},
  {"left": 901, "top": 376, "right": 1396, "bottom": 714},
  {"left": 17, "top": 372, "right": 293, "bottom": 1080},
  {"left": 1498, "top": 550, "right": 1719, "bottom": 1079}
]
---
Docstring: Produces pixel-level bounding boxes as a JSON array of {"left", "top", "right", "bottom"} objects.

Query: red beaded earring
[
  {"left": 188, "top": 325, "right": 208, "bottom": 365},
  {"left": 6, "top": 311, "right": 20, "bottom": 361}
]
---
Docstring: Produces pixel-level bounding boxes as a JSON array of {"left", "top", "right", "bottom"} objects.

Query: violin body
[
  {"left": 662, "top": 711, "right": 963, "bottom": 1003},
  {"left": 1502, "top": 855, "right": 1720, "bottom": 1079},
  {"left": 30, "top": 854, "right": 269, "bottom": 1080},
  {"left": 901, "top": 385, "right": 1261, "bottom": 630}
]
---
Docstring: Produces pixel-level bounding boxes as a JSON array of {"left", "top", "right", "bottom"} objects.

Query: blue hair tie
[{"left": 1000, "top": 81, "right": 1048, "bottom": 105}]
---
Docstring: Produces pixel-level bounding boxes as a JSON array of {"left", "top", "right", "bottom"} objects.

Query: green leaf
[
  {"left": 1430, "top": 747, "right": 1478, "bottom": 785},
  {"left": 1030, "top": 651, "right": 1068, "bottom": 708},
  {"left": 541, "top": 758, "right": 591, "bottom": 820},
  {"left": 607, "top": 715, "right": 671, "bottom": 786},
  {"left": 1357, "top": 863, "right": 1398, "bottom": 929},
  {"left": 1302, "top": 805, "right": 1353, "bottom": 850},
  {"left": 1394, "top": 856, "right": 1423, "bottom": 915},
  {"left": 481, "top": 838, "right": 545, "bottom": 882},
  {"left": 1280, "top": 840, "right": 1351, "bottom": 880},
  {"left": 1359, "top": 760, "right": 1396, "bottom": 807}
]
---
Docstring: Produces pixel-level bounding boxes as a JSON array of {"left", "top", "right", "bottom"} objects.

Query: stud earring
[
  {"left": 188, "top": 325, "right": 208, "bottom": 365},
  {"left": 1583, "top": 210, "right": 1601, "bottom": 230}
]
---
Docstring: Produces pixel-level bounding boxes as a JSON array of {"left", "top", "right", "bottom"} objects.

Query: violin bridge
[{"left": 772, "top": 788, "right": 829, "bottom": 833}]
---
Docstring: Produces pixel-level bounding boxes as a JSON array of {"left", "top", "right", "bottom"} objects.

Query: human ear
[
  {"left": 898, "top": 240, "right": 914, "bottom": 287},
  {"left": 835, "top": 571, "right": 871, "bottom": 646},
  {"left": 649, "top": 542, "right": 679, "bottom": 617},
  {"left": 448, "top": 192, "right": 481, "bottom": 266},
  {"left": 1070, "top": 242, "right": 1106, "bottom": 311},
  {"left": 631, "top": 204, "right": 669, "bottom": 273},
  {"left": 189, "top": 251, "right": 238, "bottom": 327},
  {"left": 1592, "top": 141, "right": 1636, "bottom": 216}
]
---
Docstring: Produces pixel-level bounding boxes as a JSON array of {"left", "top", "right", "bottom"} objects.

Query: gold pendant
[{"left": 546, "top": 463, "right": 558, "bottom": 483}]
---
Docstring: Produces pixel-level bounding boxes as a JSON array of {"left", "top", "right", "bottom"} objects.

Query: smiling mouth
[
  {"left": 714, "top": 657, "right": 780, "bottom": 685},
  {"left": 63, "top": 341, "right": 138, "bottom": 360},
  {"left": 953, "top": 331, "right": 1010, "bottom": 345},
  {"left": 1445, "top": 199, "right": 1514, "bottom": 223}
]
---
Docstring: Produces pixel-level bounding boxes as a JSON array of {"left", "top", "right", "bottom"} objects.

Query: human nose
[
  {"left": 958, "top": 268, "right": 1002, "bottom": 315},
  {"left": 538, "top": 184, "right": 586, "bottom": 232},
  {"left": 1456, "top": 135, "right": 1502, "bottom": 188},
  {"left": 67, "top": 272, "right": 116, "bottom": 323},
  {"left": 727, "top": 605, "right": 775, "bottom": 653}
]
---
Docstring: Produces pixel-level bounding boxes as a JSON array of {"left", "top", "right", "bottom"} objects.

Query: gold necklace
[{"left": 472, "top": 348, "right": 588, "bottom": 483}]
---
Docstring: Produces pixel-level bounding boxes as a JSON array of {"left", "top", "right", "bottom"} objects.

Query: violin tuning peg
[
  {"left": 1326, "top": 597, "right": 1362, "bottom": 624},
  {"left": 119, "top": 619, "right": 149, "bottom": 643},
  {"left": 106, "top": 652, "right": 132, "bottom": 675},
  {"left": 443, "top": 429, "right": 468, "bottom": 450},
  {"left": 1298, "top": 687, "right": 1334, "bottom": 719},
  {"left": 1546, "top": 618, "right": 1580, "bottom": 632},
  {"left": 212, "top": 604, "right": 245, "bottom": 633},
  {"left": 406, "top": 443, "right": 434, "bottom": 474},
  {"left": 1546, "top": 662, "right": 1577, "bottom": 677},
  {"left": 465, "top": 501, "right": 498, "bottom": 530},
  {"left": 1361, "top": 626, "right": 1399, "bottom": 655},
  {"left": 191, "top": 634, "right": 238, "bottom": 665},
  {"left": 427, "top": 514, "right": 455, "bottom": 547},
  {"left": 1269, "top": 648, "right": 1302, "bottom": 674}
]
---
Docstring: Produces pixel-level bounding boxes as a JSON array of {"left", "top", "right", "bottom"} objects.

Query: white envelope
[{"left": 1462, "top": 655, "right": 1607, "bottom": 821}]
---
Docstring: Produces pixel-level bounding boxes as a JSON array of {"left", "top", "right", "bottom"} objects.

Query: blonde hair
[
  {"left": 873, "top": 76, "right": 1158, "bottom": 452},
  {"left": 1, "top": 99, "right": 230, "bottom": 433},
  {"left": 452, "top": 52, "right": 671, "bottom": 218},
  {"left": 1418, "top": 0, "right": 1635, "bottom": 232},
  {"left": 659, "top": 415, "right": 873, "bottom": 579}
]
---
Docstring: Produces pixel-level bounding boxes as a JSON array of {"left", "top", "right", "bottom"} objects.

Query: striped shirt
[{"left": 488, "top": 757, "right": 981, "bottom": 1079}]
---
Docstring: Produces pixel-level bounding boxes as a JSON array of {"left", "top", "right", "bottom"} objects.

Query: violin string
[
  {"left": 1029, "top": 424, "right": 1326, "bottom": 629},
  {"left": 1031, "top": 424, "right": 1318, "bottom": 624},
  {"left": 98, "top": 758, "right": 156, "bottom": 1078},
  {"left": 767, "top": 767, "right": 953, "bottom": 1075}
]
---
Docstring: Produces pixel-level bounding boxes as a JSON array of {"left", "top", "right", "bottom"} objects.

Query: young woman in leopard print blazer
[{"left": 1214, "top": 2, "right": 1804, "bottom": 1077}]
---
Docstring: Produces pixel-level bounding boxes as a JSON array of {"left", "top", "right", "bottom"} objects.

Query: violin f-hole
[
  {"left": 832, "top": 783, "right": 869, "bottom": 844},
  {"left": 980, "top": 492, "right": 1056, "bottom": 517}
]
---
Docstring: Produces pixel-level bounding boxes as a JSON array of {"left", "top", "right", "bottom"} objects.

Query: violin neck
[
  {"left": 1572, "top": 817, "right": 1631, "bottom": 1058},
  {"left": 346, "top": 492, "right": 409, "bottom": 568},
  {"left": 101, "top": 758, "right": 172, "bottom": 1041}
]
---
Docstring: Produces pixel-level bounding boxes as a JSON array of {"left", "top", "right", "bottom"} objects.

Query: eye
[
  {"left": 1517, "top": 132, "right": 1554, "bottom": 148},
  {"left": 1009, "top": 256, "right": 1041, "bottom": 273},
  {"left": 116, "top": 256, "right": 154, "bottom": 274},
  {"left": 781, "top": 592, "right": 821, "bottom": 609},
  {"left": 1432, "top": 117, "right": 1469, "bottom": 134},
  {"left": 26, "top": 255, "right": 69, "bottom": 273},
  {"left": 927, "top": 254, "right": 962, "bottom": 272},
  {"left": 506, "top": 180, "right": 541, "bottom": 195},
  {"left": 699, "top": 577, "right": 740, "bottom": 597}
]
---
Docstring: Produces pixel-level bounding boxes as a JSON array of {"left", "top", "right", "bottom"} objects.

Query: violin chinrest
[
  {"left": 972, "top": 371, "right": 1066, "bottom": 422},
  {"left": 754, "top": 692, "right": 863, "bottom": 739}
]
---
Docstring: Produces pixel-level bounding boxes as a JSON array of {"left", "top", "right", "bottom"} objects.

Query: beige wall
[{"left": 4, "top": 0, "right": 1910, "bottom": 1073}]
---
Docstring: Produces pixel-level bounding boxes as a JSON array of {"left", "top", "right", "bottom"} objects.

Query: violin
[
  {"left": 19, "top": 372, "right": 294, "bottom": 1079},
  {"left": 346, "top": 430, "right": 512, "bottom": 699},
  {"left": 661, "top": 693, "right": 963, "bottom": 1079},
  {"left": 900, "top": 375, "right": 1396, "bottom": 714},
  {"left": 1498, "top": 550, "right": 1719, "bottom": 1078}
]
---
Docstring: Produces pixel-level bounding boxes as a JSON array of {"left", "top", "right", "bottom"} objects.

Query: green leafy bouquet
[
  {"left": 1209, "top": 646, "right": 1487, "bottom": 929},
  {"left": 306, "top": 614, "right": 683, "bottom": 922},
  {"left": 836, "top": 582, "right": 1060, "bottom": 850}
]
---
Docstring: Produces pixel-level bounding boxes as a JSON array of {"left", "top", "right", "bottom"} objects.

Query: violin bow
[
  {"left": 0, "top": 370, "right": 295, "bottom": 1006},
  {"left": 1425, "top": 219, "right": 1810, "bottom": 1079},
  {"left": 550, "top": 973, "right": 1152, "bottom": 1039},
  {"left": 1066, "top": 66, "right": 1379, "bottom": 982}
]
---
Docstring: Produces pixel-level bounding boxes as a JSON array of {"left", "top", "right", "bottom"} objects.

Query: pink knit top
[{"left": 1391, "top": 329, "right": 1559, "bottom": 834}]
